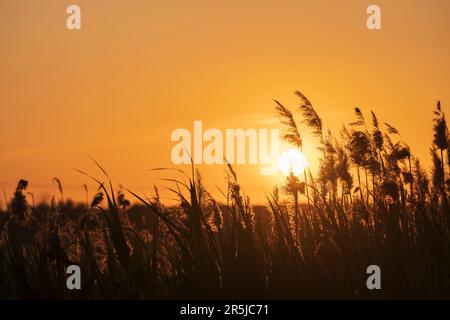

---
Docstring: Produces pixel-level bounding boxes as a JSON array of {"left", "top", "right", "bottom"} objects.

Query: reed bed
[{"left": 0, "top": 92, "right": 449, "bottom": 299}]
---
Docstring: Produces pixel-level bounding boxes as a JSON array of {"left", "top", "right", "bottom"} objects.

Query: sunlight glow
[{"left": 277, "top": 149, "right": 308, "bottom": 176}]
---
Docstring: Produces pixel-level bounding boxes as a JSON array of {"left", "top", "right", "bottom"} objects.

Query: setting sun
[{"left": 277, "top": 149, "right": 308, "bottom": 176}]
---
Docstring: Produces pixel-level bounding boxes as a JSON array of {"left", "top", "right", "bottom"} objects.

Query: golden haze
[{"left": 0, "top": 0, "right": 449, "bottom": 203}]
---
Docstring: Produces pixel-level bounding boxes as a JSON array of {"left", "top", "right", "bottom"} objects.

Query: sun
[{"left": 277, "top": 149, "right": 308, "bottom": 176}]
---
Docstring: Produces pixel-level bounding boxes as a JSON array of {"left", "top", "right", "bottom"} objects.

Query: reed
[{"left": 0, "top": 95, "right": 449, "bottom": 299}]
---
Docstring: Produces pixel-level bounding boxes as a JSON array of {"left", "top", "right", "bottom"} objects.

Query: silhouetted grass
[{"left": 0, "top": 94, "right": 449, "bottom": 299}]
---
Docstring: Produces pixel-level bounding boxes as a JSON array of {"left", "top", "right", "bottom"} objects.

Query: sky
[{"left": 0, "top": 0, "right": 449, "bottom": 204}]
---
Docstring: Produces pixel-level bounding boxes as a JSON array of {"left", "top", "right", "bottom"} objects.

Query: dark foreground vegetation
[{"left": 1, "top": 92, "right": 449, "bottom": 299}]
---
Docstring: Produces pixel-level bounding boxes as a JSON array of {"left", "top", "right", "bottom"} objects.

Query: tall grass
[{"left": 0, "top": 94, "right": 449, "bottom": 299}]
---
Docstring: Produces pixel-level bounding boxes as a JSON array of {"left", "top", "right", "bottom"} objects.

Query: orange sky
[{"left": 1, "top": 0, "right": 449, "bottom": 204}]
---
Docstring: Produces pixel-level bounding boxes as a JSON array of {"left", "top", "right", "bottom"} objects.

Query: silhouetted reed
[{"left": 0, "top": 93, "right": 449, "bottom": 299}]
